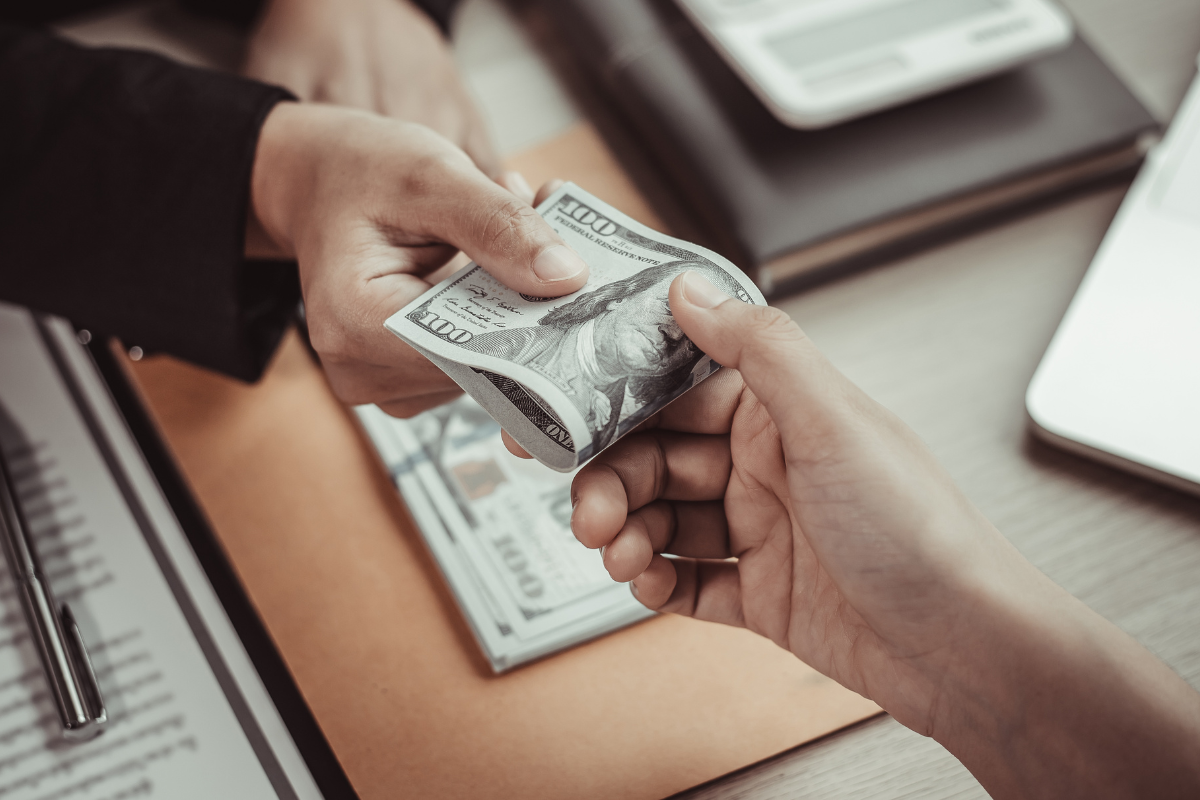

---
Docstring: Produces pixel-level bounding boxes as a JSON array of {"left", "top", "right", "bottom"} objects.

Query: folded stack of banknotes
[
  {"left": 358, "top": 184, "right": 765, "bottom": 671},
  {"left": 357, "top": 398, "right": 651, "bottom": 672}
]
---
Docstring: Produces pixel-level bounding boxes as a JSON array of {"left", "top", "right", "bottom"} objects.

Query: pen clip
[{"left": 59, "top": 603, "right": 107, "bottom": 741}]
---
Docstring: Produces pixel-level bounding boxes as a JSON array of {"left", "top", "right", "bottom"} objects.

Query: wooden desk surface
[{"left": 59, "top": 0, "right": 1200, "bottom": 797}]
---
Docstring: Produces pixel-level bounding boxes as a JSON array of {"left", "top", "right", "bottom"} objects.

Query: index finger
[
  {"left": 401, "top": 132, "right": 590, "bottom": 297},
  {"left": 635, "top": 365, "right": 745, "bottom": 436},
  {"left": 501, "top": 365, "right": 743, "bottom": 462},
  {"left": 571, "top": 430, "right": 732, "bottom": 550},
  {"left": 501, "top": 354, "right": 744, "bottom": 463}
]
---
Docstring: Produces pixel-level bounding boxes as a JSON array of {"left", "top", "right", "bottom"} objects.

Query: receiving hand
[
  {"left": 243, "top": 0, "right": 498, "bottom": 175},
  {"left": 566, "top": 270, "right": 1024, "bottom": 734},
  {"left": 247, "top": 102, "right": 584, "bottom": 416},
  {"left": 558, "top": 271, "right": 1200, "bottom": 799}
]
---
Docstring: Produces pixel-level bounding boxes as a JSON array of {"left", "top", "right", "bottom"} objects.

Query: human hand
[
  {"left": 559, "top": 271, "right": 1200, "bottom": 798},
  {"left": 248, "top": 102, "right": 583, "bottom": 416},
  {"left": 243, "top": 0, "right": 499, "bottom": 175},
  {"left": 563, "top": 270, "right": 1029, "bottom": 734}
]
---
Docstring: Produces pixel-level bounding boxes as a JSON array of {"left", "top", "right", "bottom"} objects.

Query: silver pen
[{"left": 0, "top": 448, "right": 106, "bottom": 741}]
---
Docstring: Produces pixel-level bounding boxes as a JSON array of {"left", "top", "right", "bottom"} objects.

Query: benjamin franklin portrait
[{"left": 464, "top": 260, "right": 749, "bottom": 453}]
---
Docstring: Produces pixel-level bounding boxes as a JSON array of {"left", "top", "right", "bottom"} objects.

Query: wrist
[
  {"left": 247, "top": 100, "right": 310, "bottom": 260},
  {"left": 862, "top": 510, "right": 1047, "bottom": 743},
  {"left": 249, "top": 101, "right": 302, "bottom": 258},
  {"left": 924, "top": 562, "right": 1067, "bottom": 776},
  {"left": 925, "top": 549, "right": 1200, "bottom": 798}
]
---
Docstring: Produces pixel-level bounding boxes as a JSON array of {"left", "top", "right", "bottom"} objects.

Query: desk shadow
[{"left": 1022, "top": 430, "right": 1200, "bottom": 522}]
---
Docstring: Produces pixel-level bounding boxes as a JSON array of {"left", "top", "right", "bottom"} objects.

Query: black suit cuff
[
  {"left": 176, "top": 0, "right": 463, "bottom": 34},
  {"left": 0, "top": 25, "right": 299, "bottom": 381}
]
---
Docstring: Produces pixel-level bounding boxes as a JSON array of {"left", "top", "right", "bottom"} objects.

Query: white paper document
[{"left": 0, "top": 303, "right": 326, "bottom": 800}]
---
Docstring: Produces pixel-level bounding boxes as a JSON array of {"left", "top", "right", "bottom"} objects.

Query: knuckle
[
  {"left": 647, "top": 436, "right": 670, "bottom": 503},
  {"left": 746, "top": 306, "right": 805, "bottom": 345},
  {"left": 476, "top": 198, "right": 542, "bottom": 256},
  {"left": 404, "top": 149, "right": 470, "bottom": 198},
  {"left": 595, "top": 434, "right": 666, "bottom": 509},
  {"left": 735, "top": 307, "right": 809, "bottom": 380}
]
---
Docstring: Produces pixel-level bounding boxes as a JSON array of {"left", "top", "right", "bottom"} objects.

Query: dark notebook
[{"left": 542, "top": 0, "right": 1158, "bottom": 291}]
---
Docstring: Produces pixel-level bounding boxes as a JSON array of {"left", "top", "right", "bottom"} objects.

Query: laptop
[{"left": 1027, "top": 60, "right": 1200, "bottom": 497}]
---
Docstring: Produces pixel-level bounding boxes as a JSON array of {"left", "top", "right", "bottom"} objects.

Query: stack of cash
[
  {"left": 357, "top": 398, "right": 653, "bottom": 672},
  {"left": 361, "top": 184, "right": 765, "bottom": 670}
]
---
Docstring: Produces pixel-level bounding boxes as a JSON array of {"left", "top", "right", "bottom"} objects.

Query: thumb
[
  {"left": 431, "top": 168, "right": 589, "bottom": 297},
  {"left": 669, "top": 271, "right": 848, "bottom": 443}
]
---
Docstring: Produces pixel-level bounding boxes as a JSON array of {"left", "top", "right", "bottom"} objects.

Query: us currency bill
[
  {"left": 356, "top": 397, "right": 653, "bottom": 672},
  {"left": 385, "top": 183, "right": 766, "bottom": 472}
]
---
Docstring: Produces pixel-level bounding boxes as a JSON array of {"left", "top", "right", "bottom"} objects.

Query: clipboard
[{"left": 0, "top": 302, "right": 357, "bottom": 799}]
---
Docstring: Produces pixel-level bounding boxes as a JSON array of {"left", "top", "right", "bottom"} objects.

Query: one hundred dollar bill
[
  {"left": 384, "top": 183, "right": 766, "bottom": 472},
  {"left": 356, "top": 398, "right": 653, "bottom": 672}
]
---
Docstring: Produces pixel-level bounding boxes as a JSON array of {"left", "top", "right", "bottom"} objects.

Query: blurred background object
[
  {"left": 541, "top": 0, "right": 1155, "bottom": 293},
  {"left": 1027, "top": 53, "right": 1200, "bottom": 497},
  {"left": 675, "top": 0, "right": 1076, "bottom": 129}
]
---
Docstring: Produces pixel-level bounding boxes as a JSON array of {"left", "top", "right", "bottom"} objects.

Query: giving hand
[{"left": 248, "top": 103, "right": 583, "bottom": 416}]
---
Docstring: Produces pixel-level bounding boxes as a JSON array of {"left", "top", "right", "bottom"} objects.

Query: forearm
[{"left": 933, "top": 568, "right": 1200, "bottom": 798}]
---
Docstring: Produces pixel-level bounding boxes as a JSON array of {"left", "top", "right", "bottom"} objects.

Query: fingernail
[
  {"left": 599, "top": 545, "right": 607, "bottom": 559},
  {"left": 506, "top": 171, "right": 533, "bottom": 200},
  {"left": 533, "top": 245, "right": 588, "bottom": 282},
  {"left": 681, "top": 271, "right": 730, "bottom": 309},
  {"left": 629, "top": 581, "right": 640, "bottom": 598}
]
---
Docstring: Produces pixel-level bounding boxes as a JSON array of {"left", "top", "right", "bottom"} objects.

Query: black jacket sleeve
[
  {"left": 175, "top": 0, "right": 462, "bottom": 33},
  {"left": 10, "top": 0, "right": 463, "bottom": 34},
  {"left": 0, "top": 24, "right": 299, "bottom": 381}
]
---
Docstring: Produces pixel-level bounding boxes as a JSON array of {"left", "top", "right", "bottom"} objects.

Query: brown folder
[{"left": 124, "top": 126, "right": 880, "bottom": 800}]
